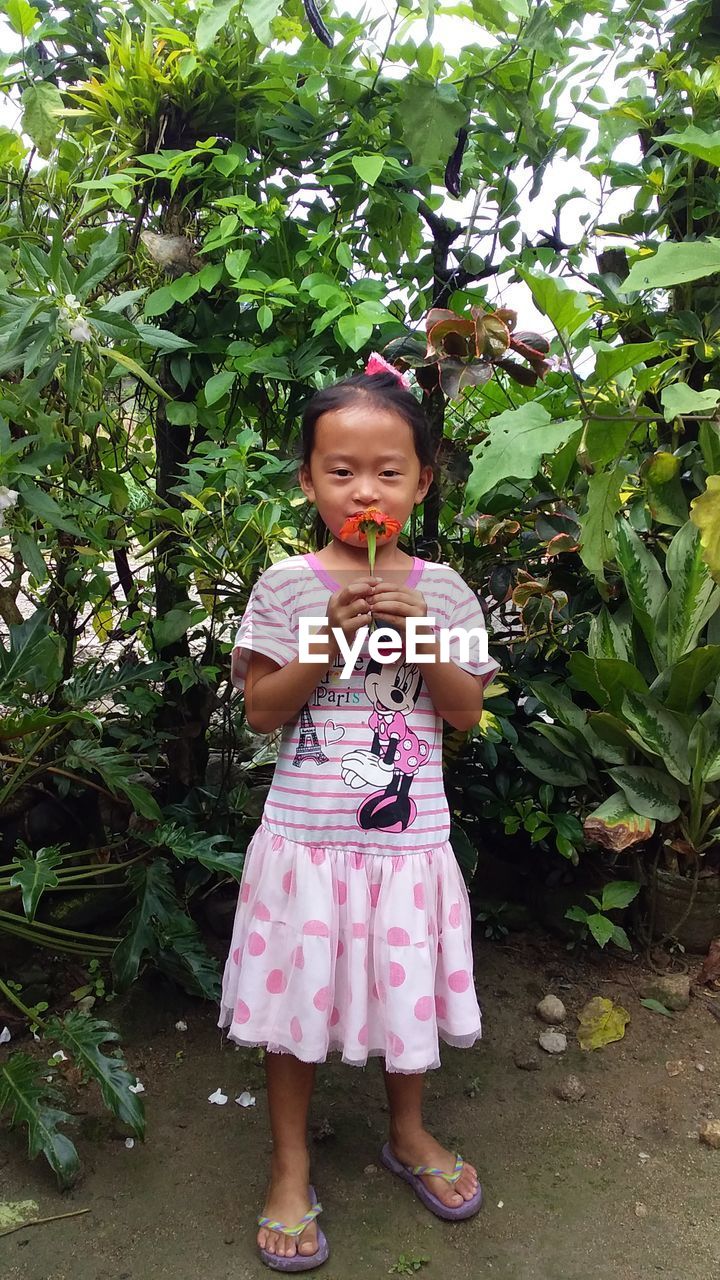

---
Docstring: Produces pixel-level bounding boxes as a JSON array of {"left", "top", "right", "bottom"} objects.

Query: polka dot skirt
[{"left": 217, "top": 823, "right": 481, "bottom": 1073}]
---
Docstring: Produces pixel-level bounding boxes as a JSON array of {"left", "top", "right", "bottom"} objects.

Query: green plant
[
  {"left": 565, "top": 880, "right": 640, "bottom": 951},
  {"left": 389, "top": 1255, "right": 430, "bottom": 1276},
  {"left": 475, "top": 901, "right": 510, "bottom": 940}
]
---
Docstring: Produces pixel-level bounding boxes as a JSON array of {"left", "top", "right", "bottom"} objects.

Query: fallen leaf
[
  {"left": 0, "top": 1200, "right": 39, "bottom": 1230},
  {"left": 695, "top": 938, "right": 720, "bottom": 988},
  {"left": 577, "top": 995, "right": 630, "bottom": 1050},
  {"left": 208, "top": 1087, "right": 228, "bottom": 1105},
  {"left": 641, "top": 998, "right": 674, "bottom": 1017}
]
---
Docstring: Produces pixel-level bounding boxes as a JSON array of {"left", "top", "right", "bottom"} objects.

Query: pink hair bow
[{"left": 364, "top": 351, "right": 412, "bottom": 389}]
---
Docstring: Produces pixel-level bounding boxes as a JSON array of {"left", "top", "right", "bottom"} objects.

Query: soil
[{"left": 2, "top": 929, "right": 719, "bottom": 1280}]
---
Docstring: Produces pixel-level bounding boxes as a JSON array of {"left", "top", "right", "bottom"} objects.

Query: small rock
[
  {"left": 695, "top": 1063, "right": 706, "bottom": 1073},
  {"left": 76, "top": 995, "right": 96, "bottom": 1014},
  {"left": 364, "top": 1163, "right": 377, "bottom": 1175},
  {"left": 635, "top": 1202, "right": 648, "bottom": 1218},
  {"left": 224, "top": 1236, "right": 235, "bottom": 1246},
  {"left": 639, "top": 974, "right": 691, "bottom": 1012},
  {"left": 699, "top": 1120, "right": 720, "bottom": 1149},
  {"left": 665, "top": 1060, "right": 684, "bottom": 1076},
  {"left": 638, "top": 1151, "right": 650, "bottom": 1162},
  {"left": 554, "top": 1074, "right": 586, "bottom": 1102},
  {"left": 539, "top": 1029, "right": 567, "bottom": 1054},
  {"left": 514, "top": 1049, "right": 542, "bottom": 1071},
  {"left": 537, "top": 995, "right": 566, "bottom": 1024}
]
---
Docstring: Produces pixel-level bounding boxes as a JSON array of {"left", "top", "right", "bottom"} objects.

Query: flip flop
[
  {"left": 380, "top": 1142, "right": 483, "bottom": 1221},
  {"left": 257, "top": 1183, "right": 329, "bottom": 1272}
]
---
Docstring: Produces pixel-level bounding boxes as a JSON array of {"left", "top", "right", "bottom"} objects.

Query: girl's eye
[
  {"left": 382, "top": 471, "right": 400, "bottom": 477},
  {"left": 331, "top": 470, "right": 351, "bottom": 477}
]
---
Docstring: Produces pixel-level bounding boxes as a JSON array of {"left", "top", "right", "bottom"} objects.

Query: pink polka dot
[
  {"left": 253, "top": 901, "right": 271, "bottom": 922},
  {"left": 370, "top": 883, "right": 381, "bottom": 907},
  {"left": 358, "top": 1024, "right": 368, "bottom": 1046},
  {"left": 292, "top": 946, "right": 304, "bottom": 969},
  {"left": 389, "top": 962, "right": 406, "bottom": 987},
  {"left": 232, "top": 947, "right": 240, "bottom": 965},
  {"left": 313, "top": 986, "right": 331, "bottom": 1012},
  {"left": 234, "top": 999, "right": 250, "bottom": 1024},
  {"left": 448, "top": 901, "right": 462, "bottom": 928},
  {"left": 248, "top": 931, "right": 265, "bottom": 956},
  {"left": 303, "top": 919, "right": 330, "bottom": 937},
  {"left": 435, "top": 995, "right": 447, "bottom": 1019},
  {"left": 330, "top": 1006, "right": 340, "bottom": 1026},
  {"left": 389, "top": 1032, "right": 405, "bottom": 1057},
  {"left": 414, "top": 995, "right": 433, "bottom": 1021},
  {"left": 352, "top": 852, "right": 364, "bottom": 870},
  {"left": 336, "top": 940, "right": 344, "bottom": 959},
  {"left": 352, "top": 922, "right": 367, "bottom": 939},
  {"left": 310, "top": 847, "right": 326, "bottom": 865},
  {"left": 266, "top": 969, "right": 287, "bottom": 994},
  {"left": 335, "top": 880, "right": 347, "bottom": 905},
  {"left": 387, "top": 926, "right": 410, "bottom": 946},
  {"left": 281, "top": 870, "right": 295, "bottom": 895},
  {"left": 448, "top": 969, "right": 471, "bottom": 993},
  {"left": 290, "top": 1016, "right": 303, "bottom": 1043},
  {"left": 413, "top": 883, "right": 425, "bottom": 909},
  {"left": 240, "top": 882, "right": 251, "bottom": 903}
]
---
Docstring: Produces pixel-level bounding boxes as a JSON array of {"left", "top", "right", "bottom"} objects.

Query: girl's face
[{"left": 299, "top": 403, "right": 433, "bottom": 547}]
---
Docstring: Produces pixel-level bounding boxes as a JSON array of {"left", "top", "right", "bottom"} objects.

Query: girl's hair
[{"left": 298, "top": 370, "right": 439, "bottom": 549}]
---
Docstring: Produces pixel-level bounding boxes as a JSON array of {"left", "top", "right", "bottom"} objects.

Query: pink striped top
[{"left": 231, "top": 554, "right": 499, "bottom": 854}]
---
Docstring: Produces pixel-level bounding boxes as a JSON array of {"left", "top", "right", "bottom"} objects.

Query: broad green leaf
[
  {"left": 603, "top": 882, "right": 642, "bottom": 915},
  {"left": 640, "top": 998, "right": 674, "bottom": 1017},
  {"left": 657, "top": 521, "right": 719, "bottom": 663},
  {"left": 568, "top": 654, "right": 649, "bottom": 713},
  {"left": 690, "top": 475, "right": 720, "bottom": 583},
  {"left": 143, "top": 286, "right": 175, "bottom": 317},
  {"left": 243, "top": 0, "right": 283, "bottom": 43},
  {"left": 398, "top": 80, "right": 468, "bottom": 171},
  {"left": 0, "top": 1053, "right": 79, "bottom": 1189},
  {"left": 583, "top": 792, "right": 654, "bottom": 851},
  {"left": 517, "top": 268, "right": 591, "bottom": 338},
  {"left": 662, "top": 126, "right": 720, "bottom": 167},
  {"left": 5, "top": 0, "right": 40, "bottom": 37},
  {"left": 145, "top": 820, "right": 244, "bottom": 881},
  {"left": 9, "top": 846, "right": 61, "bottom": 921},
  {"left": 587, "top": 608, "right": 629, "bottom": 661},
  {"left": 699, "top": 423, "right": 720, "bottom": 476},
  {"left": 65, "top": 739, "right": 162, "bottom": 820},
  {"left": 134, "top": 323, "right": 194, "bottom": 352},
  {"left": 466, "top": 403, "right": 581, "bottom": 503},
  {"left": 15, "top": 479, "right": 83, "bottom": 536},
  {"left": 651, "top": 646, "right": 720, "bottom": 712},
  {"left": 196, "top": 0, "right": 236, "bottom": 50},
  {"left": 515, "top": 737, "right": 588, "bottom": 786},
  {"left": 45, "top": 1012, "right": 144, "bottom": 1135},
  {"left": 620, "top": 690, "right": 690, "bottom": 783},
  {"left": 112, "top": 861, "right": 175, "bottom": 990},
  {"left": 661, "top": 382, "right": 720, "bottom": 420},
  {"left": 75, "top": 231, "right": 124, "bottom": 298},
  {"left": 614, "top": 517, "right": 667, "bottom": 649},
  {"left": 153, "top": 605, "right": 205, "bottom": 648},
  {"left": 337, "top": 311, "right": 373, "bottom": 351},
  {"left": 204, "top": 370, "right": 236, "bottom": 405},
  {"left": 623, "top": 239, "right": 720, "bottom": 291},
  {"left": 21, "top": 82, "right": 64, "bottom": 158},
  {"left": 225, "top": 248, "right": 251, "bottom": 278},
  {"left": 169, "top": 273, "right": 199, "bottom": 303},
  {"left": 351, "top": 154, "right": 385, "bottom": 185},
  {"left": 609, "top": 765, "right": 681, "bottom": 821},
  {"left": 591, "top": 340, "right": 663, "bottom": 384},
  {"left": 528, "top": 680, "right": 587, "bottom": 732},
  {"left": 257, "top": 303, "right": 272, "bottom": 332},
  {"left": 642, "top": 450, "right": 688, "bottom": 527},
  {"left": 578, "top": 466, "right": 623, "bottom": 586},
  {"left": 98, "top": 347, "right": 168, "bottom": 398}
]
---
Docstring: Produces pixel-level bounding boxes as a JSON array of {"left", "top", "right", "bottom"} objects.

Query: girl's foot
[
  {"left": 388, "top": 1127, "right": 479, "bottom": 1210},
  {"left": 257, "top": 1153, "right": 320, "bottom": 1261}
]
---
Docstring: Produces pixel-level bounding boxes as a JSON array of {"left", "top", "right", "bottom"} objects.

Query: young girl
[{"left": 218, "top": 357, "right": 499, "bottom": 1271}]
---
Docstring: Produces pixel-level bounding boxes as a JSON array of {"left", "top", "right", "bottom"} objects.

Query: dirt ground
[{"left": 2, "top": 928, "right": 720, "bottom": 1280}]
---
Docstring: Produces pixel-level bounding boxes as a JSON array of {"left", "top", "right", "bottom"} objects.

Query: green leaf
[
  {"left": 65, "top": 739, "right": 162, "bottom": 821},
  {"left": 21, "top": 82, "right": 64, "bottom": 158},
  {"left": 165, "top": 401, "right": 197, "bottom": 426},
  {"left": 0, "top": 1052, "right": 79, "bottom": 1190},
  {"left": 75, "top": 231, "right": 124, "bottom": 299},
  {"left": 517, "top": 268, "right": 592, "bottom": 338},
  {"left": 652, "top": 646, "right": 720, "bottom": 713},
  {"left": 98, "top": 347, "right": 168, "bottom": 398},
  {"left": 661, "top": 383, "right": 720, "bottom": 420},
  {"left": 145, "top": 821, "right": 244, "bottom": 881},
  {"left": 351, "top": 154, "right": 386, "bottom": 186},
  {"left": 591, "top": 341, "right": 663, "bottom": 385},
  {"left": 587, "top": 608, "right": 629, "bottom": 661},
  {"left": 639, "top": 998, "right": 674, "bottom": 1017},
  {"left": 583, "top": 791, "right": 655, "bottom": 851},
  {"left": 515, "top": 737, "right": 588, "bottom": 786},
  {"left": 623, "top": 239, "right": 720, "bottom": 291},
  {"left": 5, "top": 0, "right": 40, "bottom": 37},
  {"left": 196, "top": 0, "right": 236, "bottom": 50},
  {"left": 662, "top": 126, "right": 720, "bottom": 167},
  {"left": 169, "top": 273, "right": 200, "bottom": 303},
  {"left": 9, "top": 846, "right": 61, "bottom": 921},
  {"left": 243, "top": 0, "right": 283, "bottom": 43},
  {"left": 568, "top": 654, "right": 649, "bottom": 714},
  {"left": 204, "top": 370, "right": 236, "bottom": 405},
  {"left": 257, "top": 303, "right": 273, "bottom": 332},
  {"left": 690, "top": 475, "right": 720, "bottom": 583},
  {"left": 143, "top": 286, "right": 176, "bottom": 317},
  {"left": 609, "top": 766, "right": 681, "bottom": 822},
  {"left": 578, "top": 466, "right": 623, "bottom": 586},
  {"left": 620, "top": 690, "right": 690, "bottom": 783},
  {"left": 601, "top": 880, "right": 641, "bottom": 911},
  {"left": 528, "top": 680, "right": 587, "bottom": 732},
  {"left": 134, "top": 323, "right": 194, "bottom": 353},
  {"left": 337, "top": 311, "right": 373, "bottom": 351},
  {"left": 45, "top": 1012, "right": 144, "bottom": 1136},
  {"left": 398, "top": 80, "right": 468, "bottom": 171},
  {"left": 657, "top": 521, "right": 720, "bottom": 663},
  {"left": 112, "top": 861, "right": 219, "bottom": 999},
  {"left": 614, "top": 517, "right": 667, "bottom": 649},
  {"left": 225, "top": 248, "right": 251, "bottom": 279},
  {"left": 466, "top": 403, "right": 581, "bottom": 504},
  {"left": 586, "top": 912, "right": 615, "bottom": 947}
]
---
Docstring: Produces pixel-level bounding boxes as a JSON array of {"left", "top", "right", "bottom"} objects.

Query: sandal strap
[
  {"left": 257, "top": 1201, "right": 322, "bottom": 1238},
  {"left": 410, "top": 1153, "right": 464, "bottom": 1184}
]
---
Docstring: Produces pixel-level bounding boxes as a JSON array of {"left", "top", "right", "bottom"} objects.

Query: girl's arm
[
  {"left": 243, "top": 642, "right": 341, "bottom": 735},
  {"left": 415, "top": 638, "right": 485, "bottom": 732}
]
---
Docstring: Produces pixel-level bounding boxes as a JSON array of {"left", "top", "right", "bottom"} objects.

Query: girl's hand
[
  {"left": 327, "top": 578, "right": 380, "bottom": 645},
  {"left": 368, "top": 583, "right": 432, "bottom": 655}
]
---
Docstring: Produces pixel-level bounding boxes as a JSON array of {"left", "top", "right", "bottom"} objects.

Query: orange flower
[{"left": 339, "top": 507, "right": 402, "bottom": 577}]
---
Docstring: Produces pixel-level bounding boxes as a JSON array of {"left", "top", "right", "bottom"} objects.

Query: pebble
[
  {"left": 635, "top": 1202, "right": 648, "bottom": 1218},
  {"left": 639, "top": 974, "right": 691, "bottom": 1011},
  {"left": 514, "top": 1049, "right": 542, "bottom": 1071},
  {"left": 536, "top": 995, "right": 566, "bottom": 1025},
  {"left": 539, "top": 1029, "right": 567, "bottom": 1054},
  {"left": 699, "top": 1120, "right": 720, "bottom": 1149},
  {"left": 554, "top": 1074, "right": 586, "bottom": 1102},
  {"left": 364, "top": 1164, "right": 377, "bottom": 1174}
]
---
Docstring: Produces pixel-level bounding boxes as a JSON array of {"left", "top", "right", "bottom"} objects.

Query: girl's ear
[
  {"left": 415, "top": 465, "right": 434, "bottom": 502},
  {"left": 298, "top": 463, "right": 315, "bottom": 502}
]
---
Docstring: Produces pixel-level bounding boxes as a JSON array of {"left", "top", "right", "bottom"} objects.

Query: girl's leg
[
  {"left": 381, "top": 1067, "right": 479, "bottom": 1209},
  {"left": 258, "top": 1052, "right": 318, "bottom": 1259}
]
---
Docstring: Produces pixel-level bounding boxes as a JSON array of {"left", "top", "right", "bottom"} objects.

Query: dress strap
[{"left": 410, "top": 1154, "right": 464, "bottom": 1184}]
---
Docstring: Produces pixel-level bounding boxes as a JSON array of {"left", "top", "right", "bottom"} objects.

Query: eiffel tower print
[{"left": 292, "top": 703, "right": 329, "bottom": 767}]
